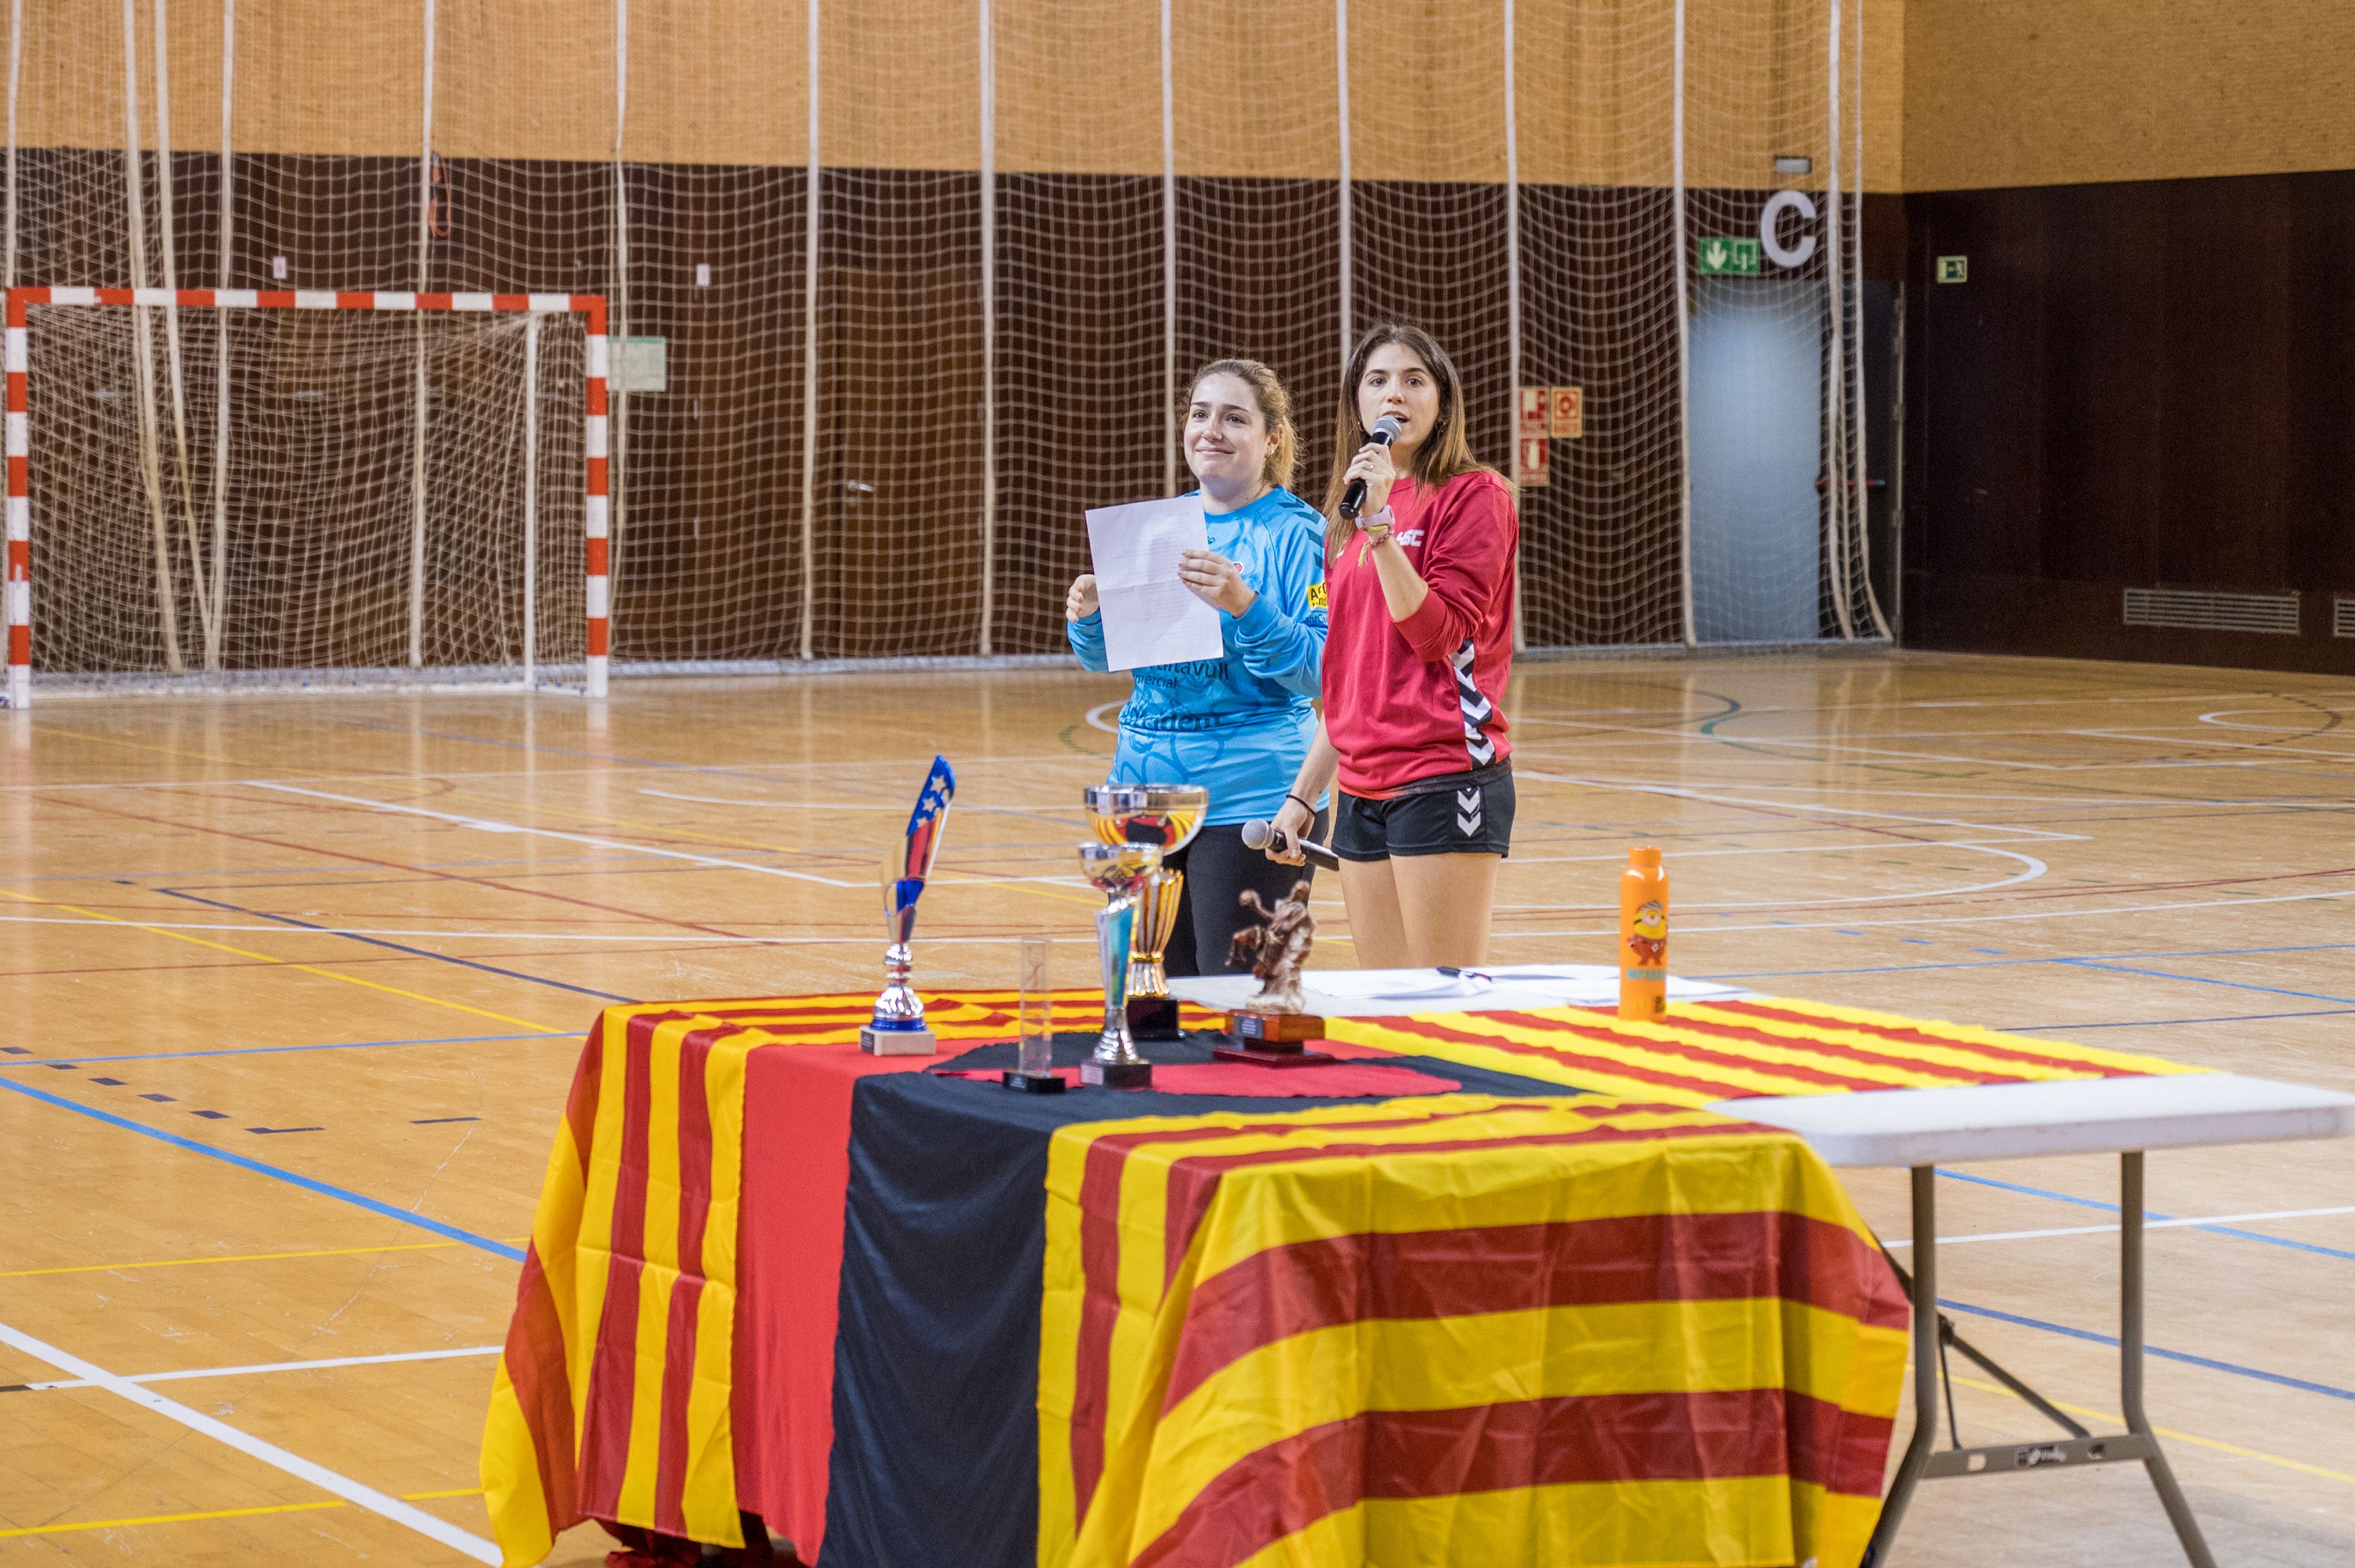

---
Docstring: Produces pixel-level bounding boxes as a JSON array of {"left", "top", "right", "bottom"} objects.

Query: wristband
[{"left": 1284, "top": 792, "right": 1314, "bottom": 817}]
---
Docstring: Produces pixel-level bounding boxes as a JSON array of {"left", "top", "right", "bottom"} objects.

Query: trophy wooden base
[
  {"left": 1126, "top": 995, "right": 1182, "bottom": 1040},
  {"left": 1226, "top": 1010, "right": 1328, "bottom": 1044},
  {"left": 1079, "top": 1058, "right": 1154, "bottom": 1090},
  {"left": 1002, "top": 1070, "right": 1067, "bottom": 1094},
  {"left": 1215, "top": 1010, "right": 1333, "bottom": 1067},
  {"left": 859, "top": 1024, "right": 937, "bottom": 1057}
]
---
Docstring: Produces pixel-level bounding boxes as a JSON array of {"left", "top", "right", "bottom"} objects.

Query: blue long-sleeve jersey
[{"left": 1068, "top": 487, "right": 1328, "bottom": 826}]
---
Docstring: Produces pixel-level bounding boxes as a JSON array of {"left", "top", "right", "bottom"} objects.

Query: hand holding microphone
[
  {"left": 1242, "top": 816, "right": 1339, "bottom": 871},
  {"left": 1337, "top": 414, "right": 1404, "bottom": 521}
]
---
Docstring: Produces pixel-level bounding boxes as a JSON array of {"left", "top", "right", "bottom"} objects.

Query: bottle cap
[{"left": 1628, "top": 845, "right": 1662, "bottom": 868}]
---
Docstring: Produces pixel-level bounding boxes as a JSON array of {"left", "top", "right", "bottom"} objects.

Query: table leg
[
  {"left": 1863, "top": 1165, "right": 1939, "bottom": 1567},
  {"left": 2121, "top": 1150, "right": 2219, "bottom": 1568}
]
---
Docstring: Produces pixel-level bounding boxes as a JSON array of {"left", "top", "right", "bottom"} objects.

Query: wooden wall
[
  {"left": 1896, "top": 170, "right": 2355, "bottom": 673},
  {"left": 1892, "top": 1, "right": 2352, "bottom": 672}
]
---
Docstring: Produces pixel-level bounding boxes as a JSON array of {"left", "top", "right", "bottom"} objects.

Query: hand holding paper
[{"left": 1084, "top": 496, "right": 1226, "bottom": 672}]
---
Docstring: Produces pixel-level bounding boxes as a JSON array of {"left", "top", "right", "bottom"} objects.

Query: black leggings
[{"left": 1161, "top": 810, "right": 1332, "bottom": 979}]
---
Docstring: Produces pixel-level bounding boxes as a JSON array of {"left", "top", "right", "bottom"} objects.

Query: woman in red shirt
[{"left": 1268, "top": 323, "right": 1518, "bottom": 968}]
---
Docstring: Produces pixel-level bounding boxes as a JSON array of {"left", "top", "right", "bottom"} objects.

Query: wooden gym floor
[{"left": 1, "top": 650, "right": 2350, "bottom": 1566}]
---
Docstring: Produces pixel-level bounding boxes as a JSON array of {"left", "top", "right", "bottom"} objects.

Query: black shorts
[{"left": 1333, "top": 766, "right": 1515, "bottom": 860}]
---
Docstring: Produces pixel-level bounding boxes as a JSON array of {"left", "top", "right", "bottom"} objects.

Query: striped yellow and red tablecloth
[{"left": 482, "top": 988, "right": 2196, "bottom": 1568}]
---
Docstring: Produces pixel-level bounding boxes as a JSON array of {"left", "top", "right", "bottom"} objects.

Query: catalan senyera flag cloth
[
  {"left": 486, "top": 986, "right": 2199, "bottom": 1568},
  {"left": 1040, "top": 1094, "right": 1913, "bottom": 1568},
  {"left": 482, "top": 989, "right": 1220, "bottom": 1568},
  {"left": 1324, "top": 995, "right": 2203, "bottom": 1106}
]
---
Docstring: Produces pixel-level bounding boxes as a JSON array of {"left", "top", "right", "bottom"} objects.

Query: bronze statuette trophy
[
  {"left": 1082, "top": 784, "right": 1208, "bottom": 1040},
  {"left": 1218, "top": 878, "right": 1333, "bottom": 1065},
  {"left": 859, "top": 755, "right": 956, "bottom": 1056}
]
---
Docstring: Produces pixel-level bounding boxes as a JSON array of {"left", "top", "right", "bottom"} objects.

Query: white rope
[
  {"left": 212, "top": 0, "right": 233, "bottom": 667},
  {"left": 1670, "top": 0, "right": 1694, "bottom": 647},
  {"left": 410, "top": 0, "right": 435, "bottom": 667},
  {"left": 797, "top": 0, "right": 819, "bottom": 657},
  {"left": 150, "top": 0, "right": 215, "bottom": 667},
  {"left": 977, "top": 0, "right": 996, "bottom": 655},
  {"left": 123, "top": 0, "right": 182, "bottom": 672},
  {"left": 1503, "top": 0, "right": 1525, "bottom": 653},
  {"left": 1334, "top": 0, "right": 1352, "bottom": 368}
]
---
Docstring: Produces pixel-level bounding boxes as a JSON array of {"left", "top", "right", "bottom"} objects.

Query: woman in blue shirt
[{"left": 1067, "top": 358, "right": 1330, "bottom": 976}]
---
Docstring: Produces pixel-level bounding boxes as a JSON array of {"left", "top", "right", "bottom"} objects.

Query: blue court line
[
  {"left": 1937, "top": 1296, "right": 2355, "bottom": 1403},
  {"left": 1939, "top": 1169, "right": 2355, "bottom": 1261},
  {"left": 2010, "top": 1007, "right": 2355, "bottom": 1031},
  {"left": 2053, "top": 957, "right": 2355, "bottom": 1008},
  {"left": 0, "top": 1030, "right": 568, "bottom": 1069},
  {"left": 0, "top": 1075, "right": 523, "bottom": 1261},
  {"left": 1698, "top": 937, "right": 2355, "bottom": 983},
  {"left": 155, "top": 886, "right": 638, "bottom": 1004}
]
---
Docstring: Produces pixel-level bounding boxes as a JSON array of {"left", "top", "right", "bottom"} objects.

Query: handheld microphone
[
  {"left": 1242, "top": 817, "right": 1341, "bottom": 871},
  {"left": 1337, "top": 414, "right": 1404, "bottom": 521}
]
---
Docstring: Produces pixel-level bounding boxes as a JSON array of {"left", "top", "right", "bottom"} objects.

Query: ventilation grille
[
  {"left": 2337, "top": 598, "right": 2355, "bottom": 638},
  {"left": 2122, "top": 588, "right": 2301, "bottom": 636}
]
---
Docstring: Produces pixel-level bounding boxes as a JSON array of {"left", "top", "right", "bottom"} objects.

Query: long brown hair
[
  {"left": 1320, "top": 323, "right": 1508, "bottom": 558},
  {"left": 1187, "top": 358, "right": 1298, "bottom": 492}
]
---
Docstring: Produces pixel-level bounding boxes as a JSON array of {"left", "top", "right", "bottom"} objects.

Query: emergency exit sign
[
  {"left": 1936, "top": 255, "right": 1968, "bottom": 283},
  {"left": 1698, "top": 236, "right": 1761, "bottom": 275}
]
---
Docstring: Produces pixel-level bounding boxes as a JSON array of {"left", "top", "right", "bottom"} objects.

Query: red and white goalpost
[{"left": 3, "top": 288, "right": 610, "bottom": 708}]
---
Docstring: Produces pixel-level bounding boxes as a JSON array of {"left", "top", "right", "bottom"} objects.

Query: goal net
[
  {"left": 2, "top": 1, "right": 1880, "bottom": 692},
  {"left": 6, "top": 290, "right": 601, "bottom": 704}
]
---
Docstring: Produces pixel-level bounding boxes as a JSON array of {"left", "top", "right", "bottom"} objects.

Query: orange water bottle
[{"left": 1618, "top": 846, "right": 1668, "bottom": 1021}]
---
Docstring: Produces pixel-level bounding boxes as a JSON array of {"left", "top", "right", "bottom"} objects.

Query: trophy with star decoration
[{"left": 859, "top": 754, "right": 956, "bottom": 1056}]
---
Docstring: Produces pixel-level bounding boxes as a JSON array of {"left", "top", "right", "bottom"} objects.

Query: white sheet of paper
[{"left": 1085, "top": 496, "right": 1224, "bottom": 673}]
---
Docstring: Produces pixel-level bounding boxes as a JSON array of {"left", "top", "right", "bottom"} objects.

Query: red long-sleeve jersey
[{"left": 1322, "top": 467, "right": 1518, "bottom": 797}]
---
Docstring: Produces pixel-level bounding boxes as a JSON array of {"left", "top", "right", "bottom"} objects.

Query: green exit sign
[
  {"left": 1698, "top": 236, "right": 1761, "bottom": 276},
  {"left": 1936, "top": 255, "right": 1968, "bottom": 283}
]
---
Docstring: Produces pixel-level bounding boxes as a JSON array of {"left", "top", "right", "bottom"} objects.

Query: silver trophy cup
[
  {"left": 1076, "top": 839, "right": 1162, "bottom": 1087},
  {"left": 1082, "top": 784, "right": 1208, "bottom": 1039}
]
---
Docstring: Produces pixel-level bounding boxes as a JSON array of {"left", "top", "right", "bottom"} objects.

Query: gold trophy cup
[{"left": 1082, "top": 784, "right": 1208, "bottom": 1039}]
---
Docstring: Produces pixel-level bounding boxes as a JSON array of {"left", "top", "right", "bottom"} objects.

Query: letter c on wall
[{"left": 1759, "top": 189, "right": 1818, "bottom": 269}]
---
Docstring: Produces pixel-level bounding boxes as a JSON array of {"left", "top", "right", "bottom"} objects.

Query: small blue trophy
[{"left": 859, "top": 755, "right": 956, "bottom": 1056}]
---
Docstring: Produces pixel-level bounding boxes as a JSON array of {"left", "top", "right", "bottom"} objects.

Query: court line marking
[
  {"left": 1935, "top": 1171, "right": 2355, "bottom": 1262},
  {"left": 1939, "top": 1371, "right": 2355, "bottom": 1488},
  {"left": 0, "top": 1236, "right": 526, "bottom": 1279},
  {"left": 0, "top": 1489, "right": 481, "bottom": 1540},
  {"left": 0, "top": 1031, "right": 568, "bottom": 1071},
  {"left": 1489, "top": 882, "right": 2355, "bottom": 940},
  {"left": 1886, "top": 1206, "right": 2355, "bottom": 1250},
  {"left": 0, "top": 1319, "right": 499, "bottom": 1562},
  {"left": 156, "top": 887, "right": 638, "bottom": 1004},
  {"left": 247, "top": 780, "right": 1102, "bottom": 910},
  {"left": 1934, "top": 1296, "right": 2355, "bottom": 1403},
  {"left": 0, "top": 913, "right": 1098, "bottom": 945},
  {"left": 8, "top": 1343, "right": 500, "bottom": 1392},
  {"left": 2055, "top": 955, "right": 2355, "bottom": 1008},
  {"left": 0, "top": 886, "right": 560, "bottom": 1032},
  {"left": 0, "top": 1075, "right": 525, "bottom": 1261},
  {"left": 248, "top": 781, "right": 861, "bottom": 887}
]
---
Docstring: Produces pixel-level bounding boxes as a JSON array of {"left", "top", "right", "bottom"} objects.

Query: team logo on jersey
[
  {"left": 1395, "top": 529, "right": 1424, "bottom": 547},
  {"left": 1305, "top": 582, "right": 1327, "bottom": 610}
]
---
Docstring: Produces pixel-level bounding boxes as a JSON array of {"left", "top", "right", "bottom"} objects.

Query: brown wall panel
[{"left": 1902, "top": 168, "right": 2355, "bottom": 673}]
